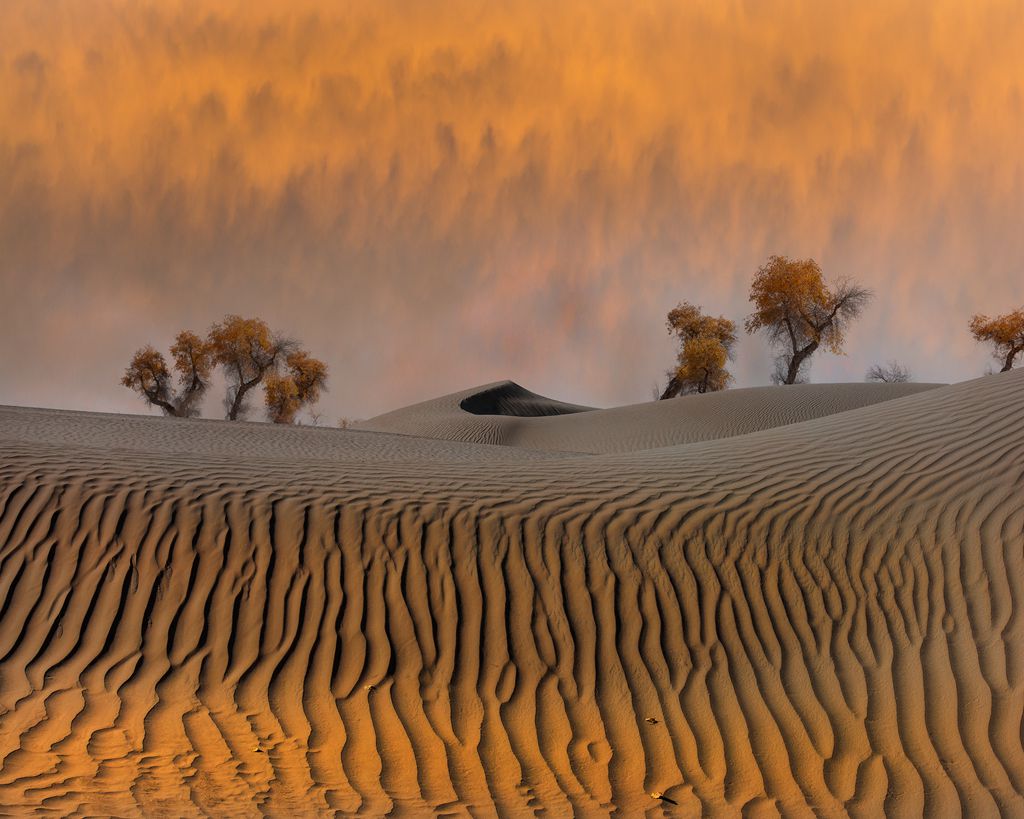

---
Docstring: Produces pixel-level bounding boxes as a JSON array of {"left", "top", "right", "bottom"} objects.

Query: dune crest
[
  {"left": 0, "top": 372, "right": 1021, "bottom": 816},
  {"left": 362, "top": 379, "right": 941, "bottom": 453},
  {"left": 458, "top": 381, "right": 595, "bottom": 418}
]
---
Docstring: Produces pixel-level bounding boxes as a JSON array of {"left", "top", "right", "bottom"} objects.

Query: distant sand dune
[
  {"left": 360, "top": 379, "right": 942, "bottom": 453},
  {"left": 0, "top": 372, "right": 1021, "bottom": 816}
]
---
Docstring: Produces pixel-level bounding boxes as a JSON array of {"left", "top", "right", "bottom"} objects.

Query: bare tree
[
  {"left": 969, "top": 307, "right": 1024, "bottom": 372},
  {"left": 866, "top": 360, "right": 911, "bottom": 383},
  {"left": 745, "top": 255, "right": 872, "bottom": 384},
  {"left": 121, "top": 331, "right": 214, "bottom": 417},
  {"left": 661, "top": 301, "right": 737, "bottom": 399},
  {"left": 208, "top": 315, "right": 296, "bottom": 420}
]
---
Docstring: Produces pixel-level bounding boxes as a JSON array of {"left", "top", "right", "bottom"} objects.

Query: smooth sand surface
[
  {"left": 359, "top": 380, "right": 942, "bottom": 452},
  {"left": 0, "top": 372, "right": 1021, "bottom": 816}
]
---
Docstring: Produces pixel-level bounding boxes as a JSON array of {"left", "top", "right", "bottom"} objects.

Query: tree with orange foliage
[
  {"left": 208, "top": 315, "right": 298, "bottom": 420},
  {"left": 121, "top": 331, "right": 214, "bottom": 417},
  {"left": 969, "top": 307, "right": 1024, "bottom": 373},
  {"left": 661, "top": 301, "right": 737, "bottom": 398},
  {"left": 264, "top": 349, "right": 329, "bottom": 423},
  {"left": 745, "top": 255, "right": 871, "bottom": 385}
]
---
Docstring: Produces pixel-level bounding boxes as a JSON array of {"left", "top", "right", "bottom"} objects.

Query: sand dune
[
  {"left": 360, "top": 379, "right": 941, "bottom": 452},
  {"left": 0, "top": 372, "right": 1021, "bottom": 816}
]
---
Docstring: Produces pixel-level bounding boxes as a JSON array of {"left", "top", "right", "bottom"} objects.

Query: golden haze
[{"left": 1, "top": 0, "right": 1023, "bottom": 415}]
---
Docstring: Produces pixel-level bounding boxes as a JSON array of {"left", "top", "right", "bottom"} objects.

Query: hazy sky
[{"left": 2, "top": 0, "right": 1022, "bottom": 421}]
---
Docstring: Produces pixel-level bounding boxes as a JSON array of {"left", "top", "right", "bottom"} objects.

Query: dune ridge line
[{"left": 0, "top": 373, "right": 1021, "bottom": 816}]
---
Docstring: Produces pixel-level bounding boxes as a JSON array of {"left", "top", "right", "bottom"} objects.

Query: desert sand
[{"left": 0, "top": 371, "right": 1021, "bottom": 816}]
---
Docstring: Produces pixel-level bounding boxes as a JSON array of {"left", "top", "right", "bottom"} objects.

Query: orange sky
[{"left": 2, "top": 0, "right": 1023, "bottom": 418}]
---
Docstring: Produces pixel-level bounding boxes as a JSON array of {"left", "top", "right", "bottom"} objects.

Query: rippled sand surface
[{"left": 0, "top": 372, "right": 1021, "bottom": 817}]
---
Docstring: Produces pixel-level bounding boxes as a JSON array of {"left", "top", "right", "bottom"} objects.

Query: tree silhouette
[
  {"left": 121, "top": 331, "right": 213, "bottom": 417},
  {"left": 969, "top": 307, "right": 1024, "bottom": 372},
  {"left": 209, "top": 315, "right": 297, "bottom": 421},
  {"left": 265, "top": 349, "right": 329, "bottom": 423},
  {"left": 661, "top": 301, "right": 737, "bottom": 399},
  {"left": 745, "top": 255, "right": 871, "bottom": 384},
  {"left": 866, "top": 360, "right": 911, "bottom": 383}
]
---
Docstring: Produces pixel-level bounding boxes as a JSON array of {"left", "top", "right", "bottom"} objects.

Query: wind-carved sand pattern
[{"left": 0, "top": 372, "right": 1021, "bottom": 817}]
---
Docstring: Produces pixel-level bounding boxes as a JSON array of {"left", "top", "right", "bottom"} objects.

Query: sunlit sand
[{"left": 0, "top": 371, "right": 1021, "bottom": 815}]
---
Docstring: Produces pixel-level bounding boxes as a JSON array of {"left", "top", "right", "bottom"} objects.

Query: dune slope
[
  {"left": 360, "top": 379, "right": 941, "bottom": 452},
  {"left": 0, "top": 373, "right": 1021, "bottom": 817}
]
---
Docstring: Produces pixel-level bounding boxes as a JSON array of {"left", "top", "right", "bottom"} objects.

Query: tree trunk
[
  {"left": 155, "top": 398, "right": 182, "bottom": 417},
  {"left": 227, "top": 377, "right": 260, "bottom": 420},
  {"left": 1000, "top": 345, "right": 1020, "bottom": 373},
  {"left": 783, "top": 341, "right": 818, "bottom": 385},
  {"left": 660, "top": 375, "right": 682, "bottom": 400},
  {"left": 145, "top": 390, "right": 181, "bottom": 417},
  {"left": 783, "top": 353, "right": 803, "bottom": 385}
]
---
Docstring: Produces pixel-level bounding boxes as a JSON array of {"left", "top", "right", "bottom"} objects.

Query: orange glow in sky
[{"left": 2, "top": 0, "right": 1023, "bottom": 417}]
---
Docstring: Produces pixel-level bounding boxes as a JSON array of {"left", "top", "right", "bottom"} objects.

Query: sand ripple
[{"left": 0, "top": 373, "right": 1021, "bottom": 816}]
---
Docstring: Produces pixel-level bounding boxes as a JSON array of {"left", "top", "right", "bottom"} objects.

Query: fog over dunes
[
  {"left": 0, "top": 371, "right": 1021, "bottom": 815},
  {"left": 2, "top": 0, "right": 1024, "bottom": 417}
]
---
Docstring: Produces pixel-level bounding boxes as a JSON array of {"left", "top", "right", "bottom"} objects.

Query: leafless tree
[{"left": 865, "top": 360, "right": 911, "bottom": 383}]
